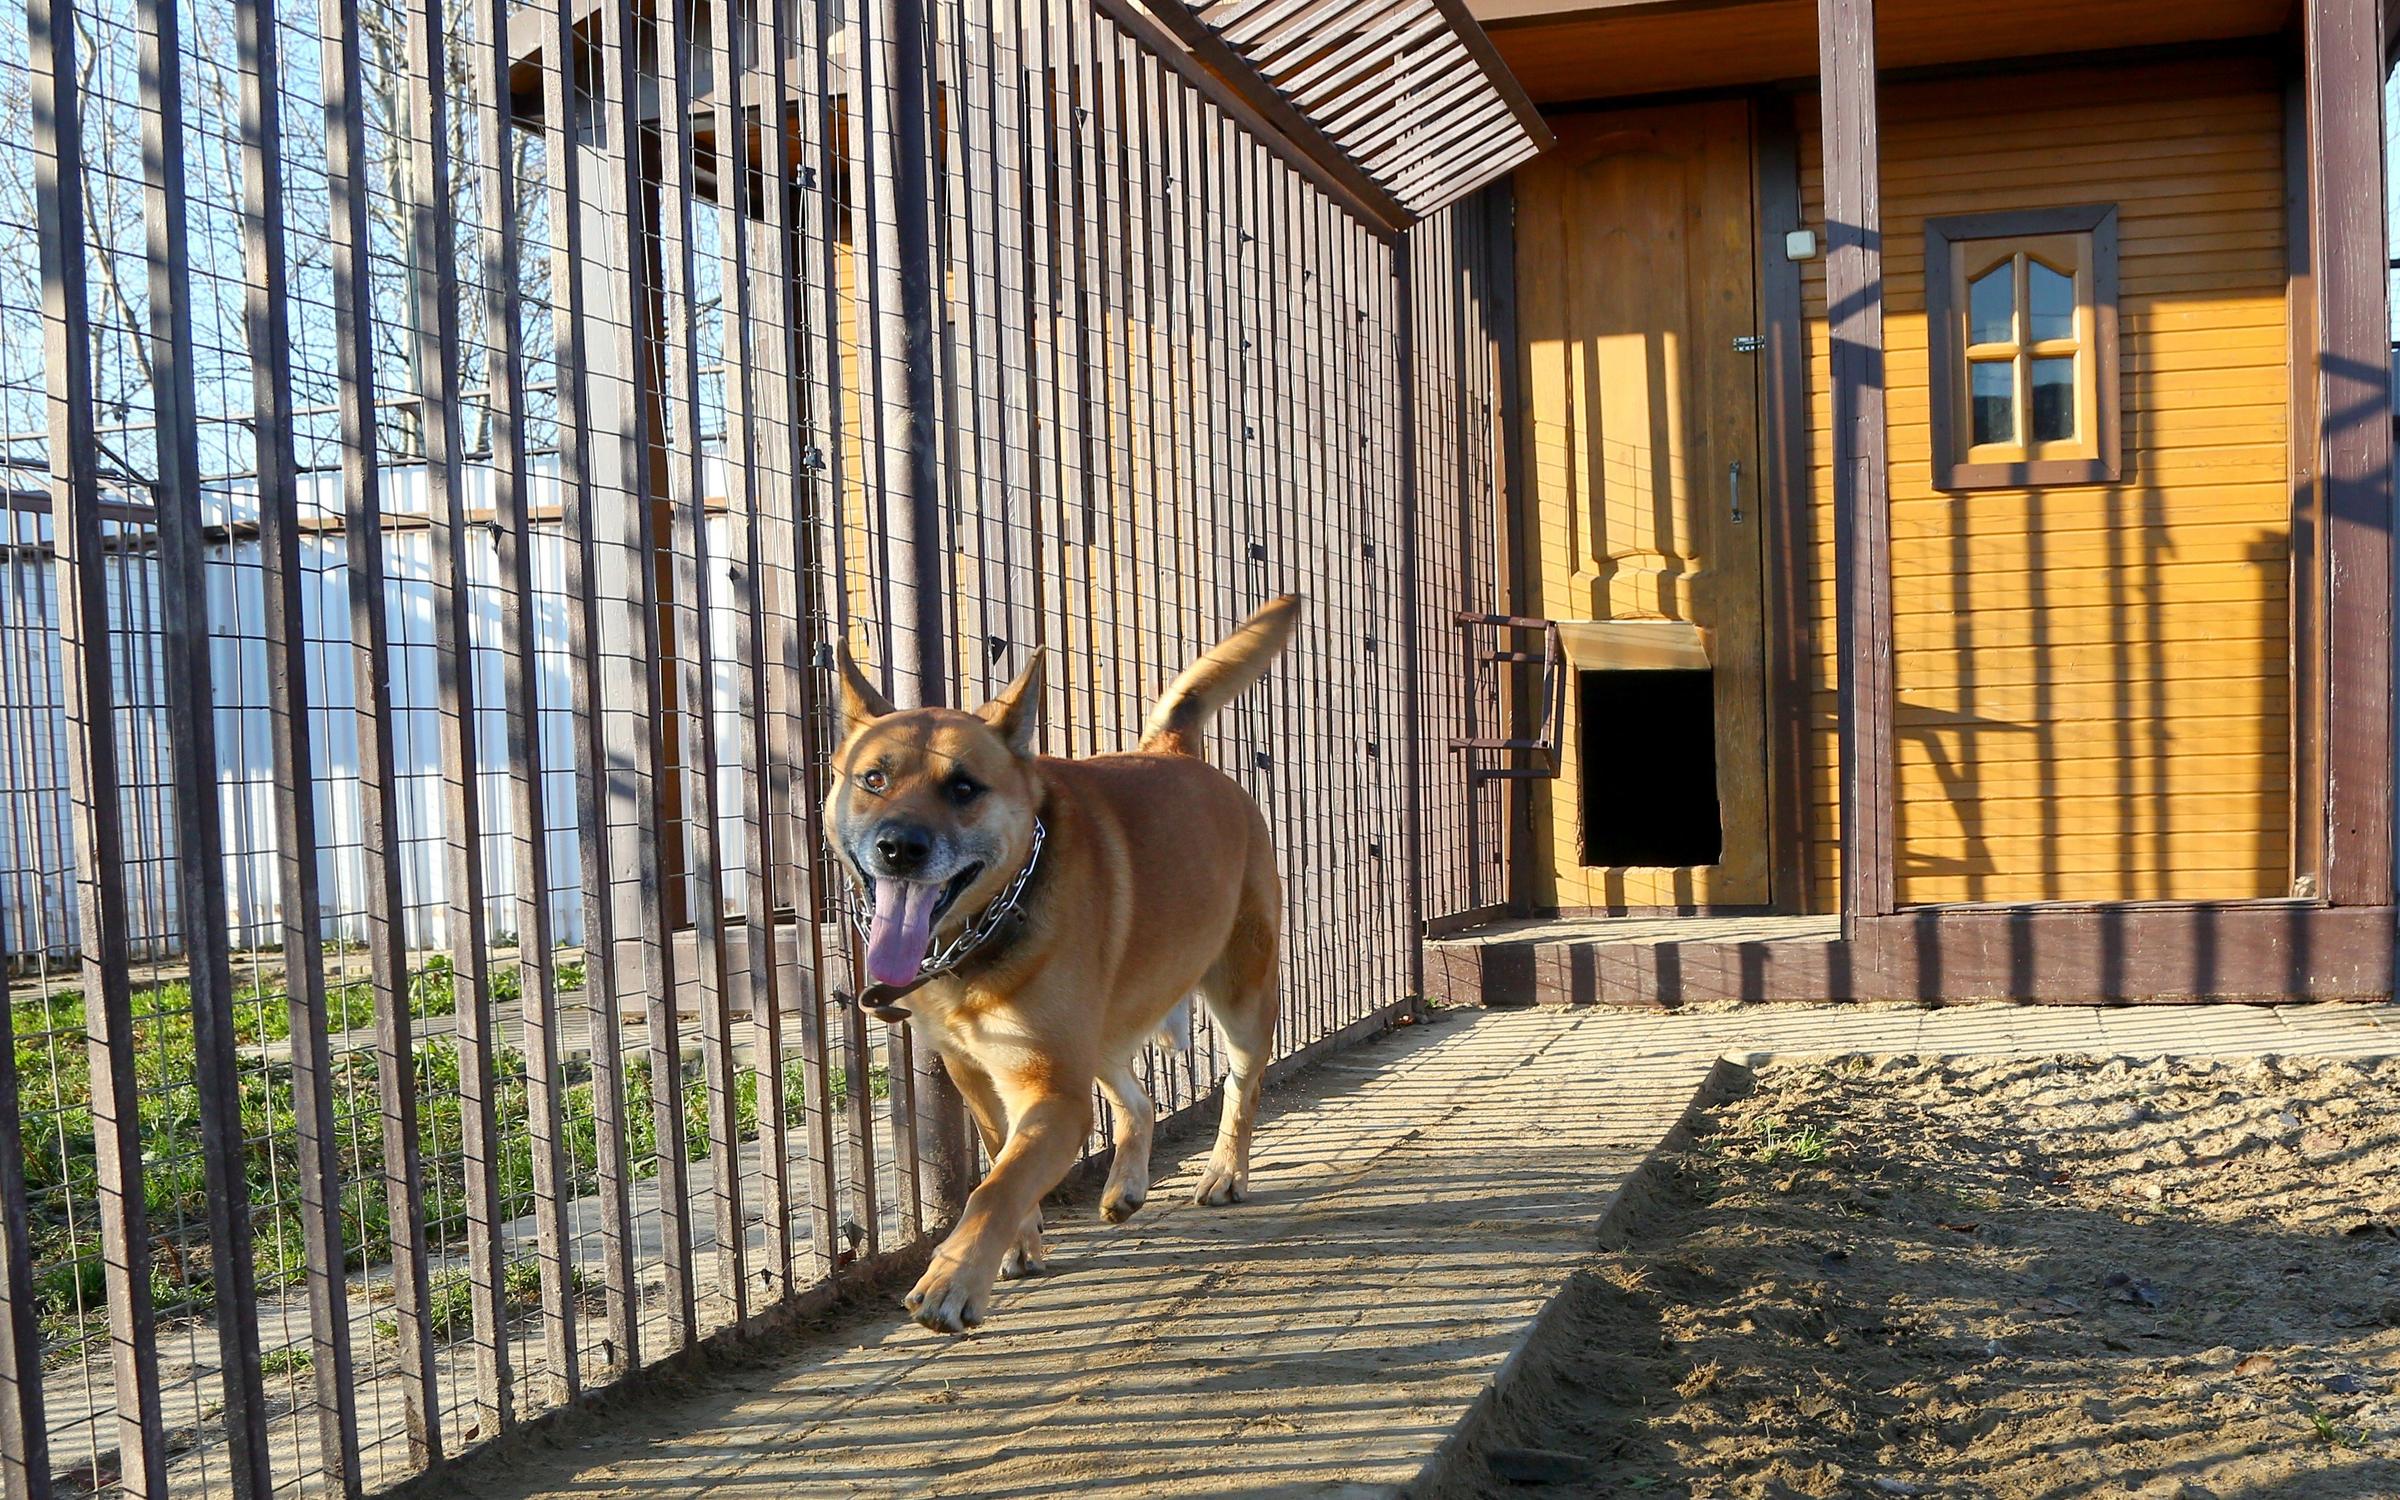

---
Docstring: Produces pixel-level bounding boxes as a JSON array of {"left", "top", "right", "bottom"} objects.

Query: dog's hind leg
[
  {"left": 943, "top": 1049, "right": 1045, "bottom": 1277},
  {"left": 1194, "top": 881, "right": 1280, "bottom": 1207},
  {"left": 1097, "top": 1062, "right": 1155, "bottom": 1223}
]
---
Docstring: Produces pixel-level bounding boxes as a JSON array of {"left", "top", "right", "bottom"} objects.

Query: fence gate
[{"left": 0, "top": 0, "right": 1533, "bottom": 1492}]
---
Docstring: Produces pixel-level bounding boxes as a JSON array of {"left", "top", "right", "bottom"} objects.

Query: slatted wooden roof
[{"left": 1131, "top": 0, "right": 1552, "bottom": 227}]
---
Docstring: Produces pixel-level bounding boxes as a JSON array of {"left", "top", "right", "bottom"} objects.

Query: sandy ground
[{"left": 1427, "top": 1054, "right": 2400, "bottom": 1500}]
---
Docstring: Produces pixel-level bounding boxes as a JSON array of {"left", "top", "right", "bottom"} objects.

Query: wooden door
[{"left": 1516, "top": 101, "right": 1770, "bottom": 908}]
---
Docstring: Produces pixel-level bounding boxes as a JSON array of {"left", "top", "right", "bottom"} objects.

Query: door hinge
[{"left": 1733, "top": 334, "right": 1765, "bottom": 353}]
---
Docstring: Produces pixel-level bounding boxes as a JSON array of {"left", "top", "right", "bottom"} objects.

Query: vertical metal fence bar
[
  {"left": 141, "top": 4, "right": 269, "bottom": 1489},
  {"left": 407, "top": 0, "right": 513, "bottom": 1430},
  {"left": 1189, "top": 99, "right": 1226, "bottom": 769},
  {"left": 953, "top": 0, "right": 1003, "bottom": 713},
  {"left": 0, "top": 515, "right": 47, "bottom": 1485},
  {"left": 1068, "top": 0, "right": 1100, "bottom": 768},
  {"left": 990, "top": 0, "right": 1043, "bottom": 731},
  {"left": 23, "top": 0, "right": 171, "bottom": 1489},
  {"left": 1163, "top": 70, "right": 1206, "bottom": 1102},
  {"left": 831, "top": 0, "right": 897, "bottom": 1261},
  {"left": 1392, "top": 229, "right": 1429, "bottom": 1004},
  {"left": 1321, "top": 186, "right": 1357, "bottom": 1017},
  {"left": 1118, "top": 27, "right": 1157, "bottom": 744},
  {"left": 781, "top": 0, "right": 842, "bottom": 1285},
  {"left": 1135, "top": 47, "right": 1182, "bottom": 769},
  {"left": 1228, "top": 129, "right": 1270, "bottom": 1045},
  {"left": 861, "top": 0, "right": 927, "bottom": 1246},
  {"left": 928, "top": 0, "right": 972, "bottom": 706},
  {"left": 1020, "top": 0, "right": 1063, "bottom": 749},
  {"left": 738, "top": 0, "right": 801, "bottom": 1305},
  {"left": 545, "top": 0, "right": 642, "bottom": 1379},
  {"left": 1262, "top": 157, "right": 1309, "bottom": 1047},
  {"left": 228, "top": 0, "right": 345, "bottom": 1480},
  {"left": 1048, "top": 1, "right": 1091, "bottom": 756},
  {"left": 0, "top": 950, "right": 45, "bottom": 1500},
  {"left": 1312, "top": 189, "right": 1354, "bottom": 1037},
  {"left": 601, "top": 0, "right": 701, "bottom": 1353},
  {"left": 322, "top": 0, "right": 442, "bottom": 1459},
  {"left": 1085, "top": 8, "right": 1132, "bottom": 745},
  {"left": 655, "top": 0, "right": 748, "bottom": 1328},
  {"left": 797, "top": 0, "right": 860, "bottom": 1278},
  {"left": 1281, "top": 164, "right": 1321, "bottom": 1043},
  {"left": 1333, "top": 197, "right": 1378, "bottom": 1025},
  {"left": 481, "top": 0, "right": 577, "bottom": 1410}
]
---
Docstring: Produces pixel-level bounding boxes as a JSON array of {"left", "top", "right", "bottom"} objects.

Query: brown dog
[{"left": 828, "top": 596, "right": 1299, "bottom": 1332}]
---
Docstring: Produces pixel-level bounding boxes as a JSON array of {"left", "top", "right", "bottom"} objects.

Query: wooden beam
[
  {"left": 1817, "top": 0, "right": 1894, "bottom": 924},
  {"left": 1753, "top": 95, "right": 1813, "bottom": 915},
  {"left": 1423, "top": 0, "right": 1559, "bottom": 149},
  {"left": 2305, "top": 0, "right": 2395, "bottom": 910},
  {"left": 1428, "top": 902, "right": 2398, "bottom": 1005},
  {"left": 2284, "top": 76, "right": 2326, "bottom": 897},
  {"left": 1119, "top": 0, "right": 1415, "bottom": 231}
]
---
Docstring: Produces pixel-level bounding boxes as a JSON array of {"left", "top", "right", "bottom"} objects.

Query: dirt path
[
  {"left": 1427, "top": 1054, "right": 2400, "bottom": 1499},
  {"left": 425, "top": 1007, "right": 1719, "bottom": 1500}
]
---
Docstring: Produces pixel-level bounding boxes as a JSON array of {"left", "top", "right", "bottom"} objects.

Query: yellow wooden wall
[{"left": 1798, "top": 57, "right": 2295, "bottom": 908}]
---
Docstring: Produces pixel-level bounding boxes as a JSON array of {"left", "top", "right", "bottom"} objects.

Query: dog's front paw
[
  {"left": 1192, "top": 1158, "right": 1248, "bottom": 1207},
  {"left": 904, "top": 1254, "right": 994, "bottom": 1333}
]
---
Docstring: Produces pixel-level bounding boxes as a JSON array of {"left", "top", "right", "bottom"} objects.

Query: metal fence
[{"left": 0, "top": 0, "right": 1504, "bottom": 1492}]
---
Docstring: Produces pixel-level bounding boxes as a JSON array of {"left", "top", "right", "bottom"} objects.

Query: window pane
[
  {"left": 1971, "top": 359, "right": 2015, "bottom": 446},
  {"left": 2028, "top": 259, "right": 2075, "bottom": 344},
  {"left": 2030, "top": 356, "right": 2075, "bottom": 441},
  {"left": 1968, "top": 262, "right": 2014, "bottom": 345}
]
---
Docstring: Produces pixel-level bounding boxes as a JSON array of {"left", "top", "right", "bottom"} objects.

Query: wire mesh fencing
[{"left": 0, "top": 0, "right": 1507, "bottom": 1493}]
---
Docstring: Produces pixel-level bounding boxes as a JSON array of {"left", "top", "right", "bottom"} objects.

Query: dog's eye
[
  {"left": 944, "top": 775, "right": 982, "bottom": 805},
  {"left": 859, "top": 768, "right": 889, "bottom": 794}
]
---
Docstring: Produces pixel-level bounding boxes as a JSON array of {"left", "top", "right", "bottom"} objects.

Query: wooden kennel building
[{"left": 1425, "top": 0, "right": 2400, "bottom": 1003}]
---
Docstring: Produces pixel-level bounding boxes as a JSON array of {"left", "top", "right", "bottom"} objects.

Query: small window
[{"left": 1926, "top": 206, "right": 2121, "bottom": 490}]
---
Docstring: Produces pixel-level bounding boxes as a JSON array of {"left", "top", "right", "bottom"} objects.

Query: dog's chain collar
[{"left": 844, "top": 818, "right": 1046, "bottom": 1019}]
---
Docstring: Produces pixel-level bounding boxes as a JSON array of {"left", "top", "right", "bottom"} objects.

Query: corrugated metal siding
[
  {"left": 0, "top": 463, "right": 768, "bottom": 959},
  {"left": 1799, "top": 57, "right": 2295, "bottom": 907}
]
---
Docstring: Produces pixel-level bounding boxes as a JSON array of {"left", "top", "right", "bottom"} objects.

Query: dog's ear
[
  {"left": 975, "top": 647, "right": 1044, "bottom": 757},
  {"left": 837, "top": 640, "right": 896, "bottom": 734}
]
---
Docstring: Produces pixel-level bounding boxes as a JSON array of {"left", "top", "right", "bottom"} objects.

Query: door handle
[{"left": 1730, "top": 459, "right": 1744, "bottom": 525}]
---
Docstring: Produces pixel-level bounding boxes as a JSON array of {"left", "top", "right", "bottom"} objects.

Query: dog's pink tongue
[{"left": 866, "top": 879, "right": 942, "bottom": 988}]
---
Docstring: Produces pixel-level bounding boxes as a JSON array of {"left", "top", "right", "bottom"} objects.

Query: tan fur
[
  {"left": 1138, "top": 593, "right": 1299, "bottom": 758},
  {"left": 826, "top": 596, "right": 1300, "bottom": 1332}
]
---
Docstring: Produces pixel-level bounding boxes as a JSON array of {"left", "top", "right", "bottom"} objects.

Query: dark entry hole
[{"left": 1578, "top": 668, "right": 1722, "bottom": 867}]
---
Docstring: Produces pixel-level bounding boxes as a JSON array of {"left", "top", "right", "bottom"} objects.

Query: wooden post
[
  {"left": 1396, "top": 235, "right": 1430, "bottom": 1002},
  {"left": 2304, "top": 0, "right": 2395, "bottom": 910},
  {"left": 1817, "top": 0, "right": 1894, "bottom": 929}
]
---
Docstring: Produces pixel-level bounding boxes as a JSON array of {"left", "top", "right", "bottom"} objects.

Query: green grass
[
  {"left": 1744, "top": 1113, "right": 1836, "bottom": 1165},
  {"left": 2307, "top": 1410, "right": 2363, "bottom": 1450},
  {"left": 6, "top": 960, "right": 888, "bottom": 1352},
  {"left": 376, "top": 1257, "right": 566, "bottom": 1344}
]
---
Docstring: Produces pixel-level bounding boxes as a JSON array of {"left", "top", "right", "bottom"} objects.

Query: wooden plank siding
[{"left": 1796, "top": 57, "right": 2297, "bottom": 908}]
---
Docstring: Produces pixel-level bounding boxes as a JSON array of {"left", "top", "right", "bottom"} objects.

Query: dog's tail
[{"left": 1140, "top": 595, "right": 1301, "bottom": 758}]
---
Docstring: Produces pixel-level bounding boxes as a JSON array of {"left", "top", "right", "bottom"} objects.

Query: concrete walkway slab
[{"left": 446, "top": 1002, "right": 2397, "bottom": 1500}]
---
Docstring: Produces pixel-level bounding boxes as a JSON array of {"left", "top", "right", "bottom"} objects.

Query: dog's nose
[{"left": 874, "top": 823, "right": 934, "bottom": 874}]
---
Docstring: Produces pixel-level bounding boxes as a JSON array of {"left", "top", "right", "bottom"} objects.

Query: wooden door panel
[{"left": 1518, "top": 101, "right": 1769, "bottom": 907}]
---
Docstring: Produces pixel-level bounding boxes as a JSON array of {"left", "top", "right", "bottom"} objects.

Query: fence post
[
  {"left": 1394, "top": 235, "right": 1430, "bottom": 1008},
  {"left": 25, "top": 0, "right": 171, "bottom": 1488},
  {"left": 876, "top": 0, "right": 978, "bottom": 1223}
]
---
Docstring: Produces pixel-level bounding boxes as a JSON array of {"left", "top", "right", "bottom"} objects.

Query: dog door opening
[{"left": 1578, "top": 668, "right": 1723, "bottom": 868}]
